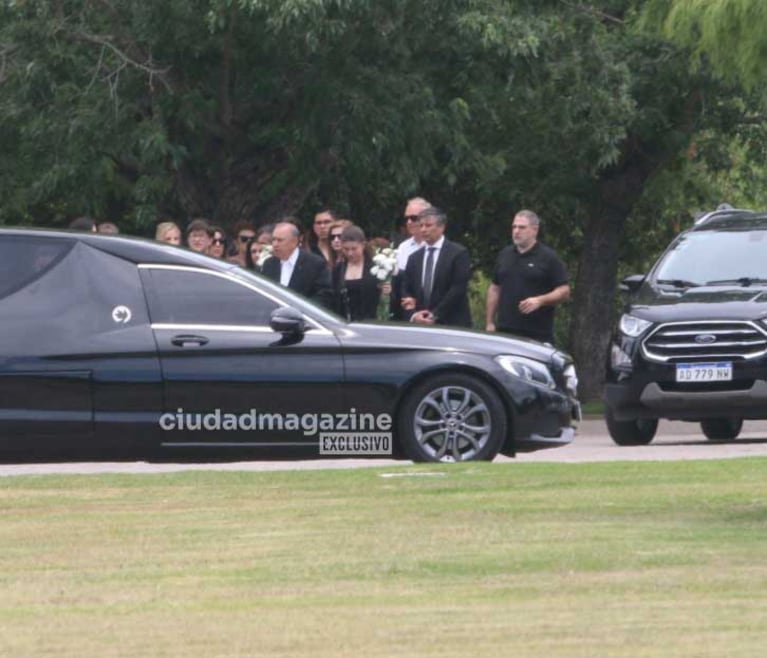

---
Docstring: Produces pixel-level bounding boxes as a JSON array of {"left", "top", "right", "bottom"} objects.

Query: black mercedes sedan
[{"left": 0, "top": 228, "right": 579, "bottom": 462}]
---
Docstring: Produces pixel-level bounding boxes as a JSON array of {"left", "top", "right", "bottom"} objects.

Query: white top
[
  {"left": 280, "top": 248, "right": 300, "bottom": 286},
  {"left": 396, "top": 237, "right": 423, "bottom": 274}
]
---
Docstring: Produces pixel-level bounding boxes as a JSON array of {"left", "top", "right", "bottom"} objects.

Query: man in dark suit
[
  {"left": 401, "top": 207, "right": 472, "bottom": 328},
  {"left": 261, "top": 221, "right": 334, "bottom": 309}
]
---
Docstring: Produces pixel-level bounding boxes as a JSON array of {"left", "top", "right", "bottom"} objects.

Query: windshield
[{"left": 653, "top": 229, "right": 767, "bottom": 286}]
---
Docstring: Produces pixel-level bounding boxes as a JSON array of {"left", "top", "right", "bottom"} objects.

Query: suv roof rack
[{"left": 693, "top": 204, "right": 754, "bottom": 226}]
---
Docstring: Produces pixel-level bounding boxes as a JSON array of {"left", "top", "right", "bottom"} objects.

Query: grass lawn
[{"left": 2, "top": 459, "right": 767, "bottom": 657}]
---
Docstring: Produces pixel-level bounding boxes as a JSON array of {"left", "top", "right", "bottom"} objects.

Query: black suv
[{"left": 605, "top": 207, "right": 767, "bottom": 444}]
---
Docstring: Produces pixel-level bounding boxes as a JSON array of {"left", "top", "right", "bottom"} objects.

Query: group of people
[{"left": 69, "top": 198, "right": 571, "bottom": 344}]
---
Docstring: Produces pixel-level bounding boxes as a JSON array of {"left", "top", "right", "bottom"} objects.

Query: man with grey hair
[
  {"left": 401, "top": 206, "right": 472, "bottom": 327},
  {"left": 261, "top": 220, "right": 333, "bottom": 308},
  {"left": 390, "top": 196, "right": 430, "bottom": 320},
  {"left": 486, "top": 209, "right": 569, "bottom": 344}
]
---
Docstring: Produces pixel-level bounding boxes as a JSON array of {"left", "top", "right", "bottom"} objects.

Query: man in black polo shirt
[{"left": 485, "top": 209, "right": 569, "bottom": 344}]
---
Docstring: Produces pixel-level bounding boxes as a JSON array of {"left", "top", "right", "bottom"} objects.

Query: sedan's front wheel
[{"left": 398, "top": 373, "right": 507, "bottom": 462}]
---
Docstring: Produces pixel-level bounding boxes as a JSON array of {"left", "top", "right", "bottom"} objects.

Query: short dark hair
[
  {"left": 418, "top": 206, "right": 447, "bottom": 226},
  {"left": 68, "top": 216, "right": 96, "bottom": 231},
  {"left": 187, "top": 218, "right": 214, "bottom": 236}
]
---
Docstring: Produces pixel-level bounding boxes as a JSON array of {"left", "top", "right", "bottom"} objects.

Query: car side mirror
[
  {"left": 619, "top": 274, "right": 645, "bottom": 294},
  {"left": 270, "top": 306, "right": 306, "bottom": 335}
]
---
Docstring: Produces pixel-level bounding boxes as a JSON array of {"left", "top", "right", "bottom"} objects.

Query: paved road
[
  {"left": 2, "top": 418, "right": 767, "bottom": 477},
  {"left": 517, "top": 418, "right": 767, "bottom": 463}
]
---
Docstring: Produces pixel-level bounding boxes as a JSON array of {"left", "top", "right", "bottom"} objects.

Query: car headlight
[
  {"left": 619, "top": 313, "right": 652, "bottom": 338},
  {"left": 495, "top": 355, "right": 556, "bottom": 389}
]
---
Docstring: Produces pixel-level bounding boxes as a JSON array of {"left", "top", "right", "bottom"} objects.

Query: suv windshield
[{"left": 653, "top": 228, "right": 767, "bottom": 286}]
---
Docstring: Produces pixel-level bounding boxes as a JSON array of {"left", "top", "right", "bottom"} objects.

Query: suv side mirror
[
  {"left": 270, "top": 306, "right": 306, "bottom": 335},
  {"left": 619, "top": 274, "right": 645, "bottom": 294}
]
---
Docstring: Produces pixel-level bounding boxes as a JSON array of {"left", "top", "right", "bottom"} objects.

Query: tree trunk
[
  {"left": 569, "top": 206, "right": 624, "bottom": 403},
  {"left": 569, "top": 164, "right": 651, "bottom": 402}
]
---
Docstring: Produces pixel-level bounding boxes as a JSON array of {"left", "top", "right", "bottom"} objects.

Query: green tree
[{"left": 643, "top": 0, "right": 767, "bottom": 92}]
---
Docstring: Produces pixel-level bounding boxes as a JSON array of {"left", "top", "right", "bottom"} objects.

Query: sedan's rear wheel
[
  {"left": 700, "top": 418, "right": 742, "bottom": 441},
  {"left": 605, "top": 407, "right": 657, "bottom": 446},
  {"left": 398, "top": 374, "right": 506, "bottom": 462}
]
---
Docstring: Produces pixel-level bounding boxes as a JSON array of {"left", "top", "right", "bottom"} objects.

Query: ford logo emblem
[{"left": 694, "top": 334, "right": 717, "bottom": 344}]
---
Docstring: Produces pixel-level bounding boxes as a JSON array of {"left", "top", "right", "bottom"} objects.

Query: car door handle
[{"left": 170, "top": 334, "right": 209, "bottom": 347}]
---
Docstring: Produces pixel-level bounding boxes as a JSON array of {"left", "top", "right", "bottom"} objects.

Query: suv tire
[
  {"left": 606, "top": 407, "right": 658, "bottom": 446},
  {"left": 700, "top": 418, "right": 743, "bottom": 441}
]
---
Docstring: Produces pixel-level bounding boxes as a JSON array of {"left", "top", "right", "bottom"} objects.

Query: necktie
[{"left": 422, "top": 247, "right": 436, "bottom": 307}]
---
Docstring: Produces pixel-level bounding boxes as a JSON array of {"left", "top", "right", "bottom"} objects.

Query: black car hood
[
  {"left": 335, "top": 322, "right": 566, "bottom": 363},
  {"left": 632, "top": 283, "right": 767, "bottom": 323}
]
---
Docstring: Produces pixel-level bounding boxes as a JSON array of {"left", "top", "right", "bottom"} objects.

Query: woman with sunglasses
[
  {"left": 208, "top": 226, "right": 229, "bottom": 259},
  {"left": 328, "top": 219, "right": 352, "bottom": 268},
  {"left": 332, "top": 224, "right": 380, "bottom": 322}
]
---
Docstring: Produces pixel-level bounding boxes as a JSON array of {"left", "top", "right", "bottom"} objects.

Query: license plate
[{"left": 675, "top": 362, "right": 732, "bottom": 382}]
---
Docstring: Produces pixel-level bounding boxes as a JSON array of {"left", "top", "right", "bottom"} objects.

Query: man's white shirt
[
  {"left": 396, "top": 237, "right": 423, "bottom": 274},
  {"left": 280, "top": 248, "right": 300, "bottom": 286}
]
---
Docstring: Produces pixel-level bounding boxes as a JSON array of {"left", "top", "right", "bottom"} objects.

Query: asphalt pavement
[{"left": 2, "top": 417, "right": 767, "bottom": 477}]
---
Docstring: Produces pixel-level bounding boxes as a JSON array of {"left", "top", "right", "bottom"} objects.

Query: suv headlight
[
  {"left": 496, "top": 355, "right": 555, "bottom": 389},
  {"left": 619, "top": 313, "right": 652, "bottom": 338}
]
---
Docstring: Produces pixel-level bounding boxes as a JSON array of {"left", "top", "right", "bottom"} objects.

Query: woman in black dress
[{"left": 332, "top": 224, "right": 381, "bottom": 321}]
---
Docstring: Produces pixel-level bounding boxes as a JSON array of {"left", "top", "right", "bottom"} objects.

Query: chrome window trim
[{"left": 151, "top": 323, "right": 273, "bottom": 333}]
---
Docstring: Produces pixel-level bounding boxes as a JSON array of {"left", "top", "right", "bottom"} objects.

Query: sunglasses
[
  {"left": 238, "top": 235, "right": 255, "bottom": 243},
  {"left": 404, "top": 215, "right": 420, "bottom": 222},
  {"left": 212, "top": 238, "right": 226, "bottom": 245},
  {"left": 330, "top": 234, "right": 343, "bottom": 240}
]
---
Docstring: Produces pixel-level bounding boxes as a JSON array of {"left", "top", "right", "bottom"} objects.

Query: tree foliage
[
  {"left": 642, "top": 0, "right": 767, "bottom": 92},
  {"left": 0, "top": 0, "right": 638, "bottom": 234}
]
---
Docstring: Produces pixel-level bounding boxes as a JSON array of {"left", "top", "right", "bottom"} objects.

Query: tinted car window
[
  {"left": 143, "top": 268, "right": 279, "bottom": 326},
  {"left": 654, "top": 229, "right": 767, "bottom": 285},
  {"left": 1, "top": 241, "right": 151, "bottom": 355},
  {"left": 0, "top": 237, "right": 72, "bottom": 300}
]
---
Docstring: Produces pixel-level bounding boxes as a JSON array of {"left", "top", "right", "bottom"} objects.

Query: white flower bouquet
[
  {"left": 370, "top": 247, "right": 398, "bottom": 281},
  {"left": 370, "top": 246, "right": 398, "bottom": 320}
]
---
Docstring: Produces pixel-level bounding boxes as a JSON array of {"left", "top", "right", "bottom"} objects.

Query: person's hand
[
  {"left": 485, "top": 322, "right": 496, "bottom": 332},
  {"left": 380, "top": 281, "right": 392, "bottom": 295},
  {"left": 411, "top": 310, "right": 435, "bottom": 324},
  {"left": 401, "top": 296, "right": 416, "bottom": 311},
  {"left": 519, "top": 296, "right": 543, "bottom": 314}
]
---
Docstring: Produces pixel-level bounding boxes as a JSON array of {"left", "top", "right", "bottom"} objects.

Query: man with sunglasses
[{"left": 390, "top": 197, "right": 430, "bottom": 320}]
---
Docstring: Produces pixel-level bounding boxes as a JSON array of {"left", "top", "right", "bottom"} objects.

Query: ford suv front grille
[{"left": 642, "top": 321, "right": 767, "bottom": 362}]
